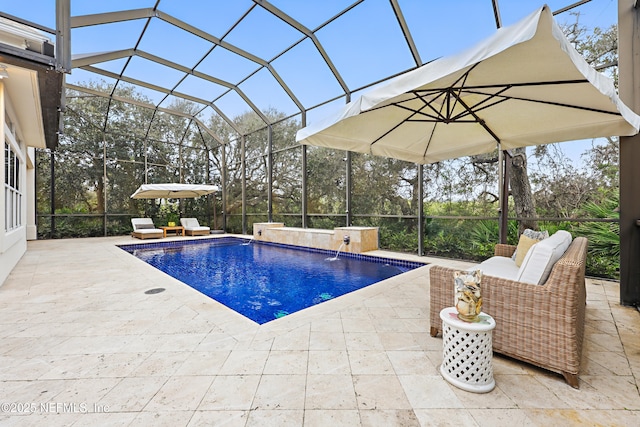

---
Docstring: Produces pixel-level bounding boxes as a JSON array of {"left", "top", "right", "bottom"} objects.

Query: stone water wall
[{"left": 251, "top": 223, "right": 378, "bottom": 253}]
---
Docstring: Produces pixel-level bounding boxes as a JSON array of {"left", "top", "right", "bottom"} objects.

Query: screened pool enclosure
[{"left": 7, "top": 1, "right": 632, "bottom": 276}]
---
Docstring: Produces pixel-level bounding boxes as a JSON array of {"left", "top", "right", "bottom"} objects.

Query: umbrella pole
[
  {"left": 213, "top": 194, "right": 216, "bottom": 230},
  {"left": 418, "top": 164, "right": 424, "bottom": 256},
  {"left": 501, "top": 151, "right": 511, "bottom": 244},
  {"left": 497, "top": 145, "right": 508, "bottom": 244}
]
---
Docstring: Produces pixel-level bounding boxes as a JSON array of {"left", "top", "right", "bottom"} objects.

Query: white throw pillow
[{"left": 516, "top": 230, "right": 572, "bottom": 285}]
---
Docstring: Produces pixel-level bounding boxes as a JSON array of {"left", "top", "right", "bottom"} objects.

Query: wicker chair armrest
[{"left": 494, "top": 244, "right": 517, "bottom": 257}]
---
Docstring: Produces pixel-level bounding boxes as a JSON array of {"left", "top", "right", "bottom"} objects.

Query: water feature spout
[
  {"left": 343, "top": 235, "right": 350, "bottom": 245},
  {"left": 326, "top": 242, "right": 345, "bottom": 261},
  {"left": 243, "top": 229, "right": 262, "bottom": 245}
]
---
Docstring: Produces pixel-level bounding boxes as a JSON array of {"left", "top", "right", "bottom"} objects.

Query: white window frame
[{"left": 4, "top": 125, "right": 23, "bottom": 233}]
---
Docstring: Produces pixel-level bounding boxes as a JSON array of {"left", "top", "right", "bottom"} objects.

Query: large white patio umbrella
[
  {"left": 296, "top": 5, "right": 640, "bottom": 163},
  {"left": 130, "top": 183, "right": 218, "bottom": 199}
]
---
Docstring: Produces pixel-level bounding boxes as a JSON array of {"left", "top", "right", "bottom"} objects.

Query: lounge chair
[
  {"left": 180, "top": 218, "right": 210, "bottom": 236},
  {"left": 131, "top": 218, "right": 164, "bottom": 239}
]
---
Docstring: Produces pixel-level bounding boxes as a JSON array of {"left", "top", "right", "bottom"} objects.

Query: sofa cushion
[
  {"left": 514, "top": 234, "right": 539, "bottom": 267},
  {"left": 476, "top": 256, "right": 521, "bottom": 281},
  {"left": 511, "top": 228, "right": 549, "bottom": 261},
  {"left": 516, "top": 230, "right": 572, "bottom": 285}
]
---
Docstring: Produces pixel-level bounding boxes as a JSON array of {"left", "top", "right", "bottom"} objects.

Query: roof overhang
[{"left": 0, "top": 17, "right": 62, "bottom": 150}]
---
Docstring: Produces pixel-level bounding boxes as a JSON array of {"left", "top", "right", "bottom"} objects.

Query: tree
[
  {"left": 206, "top": 108, "right": 303, "bottom": 229},
  {"left": 481, "top": 17, "right": 619, "bottom": 234},
  {"left": 526, "top": 18, "right": 620, "bottom": 221},
  {"left": 509, "top": 147, "right": 538, "bottom": 232},
  {"left": 37, "top": 81, "right": 216, "bottom": 236},
  {"left": 562, "top": 14, "right": 618, "bottom": 81}
]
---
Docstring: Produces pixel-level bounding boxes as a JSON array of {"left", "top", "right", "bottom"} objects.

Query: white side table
[{"left": 439, "top": 307, "right": 496, "bottom": 393}]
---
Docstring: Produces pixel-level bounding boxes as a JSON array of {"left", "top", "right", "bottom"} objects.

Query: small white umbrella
[
  {"left": 296, "top": 5, "right": 640, "bottom": 163},
  {"left": 130, "top": 183, "right": 218, "bottom": 199}
]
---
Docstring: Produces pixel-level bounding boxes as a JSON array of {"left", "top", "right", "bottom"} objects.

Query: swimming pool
[{"left": 119, "top": 237, "right": 425, "bottom": 324}]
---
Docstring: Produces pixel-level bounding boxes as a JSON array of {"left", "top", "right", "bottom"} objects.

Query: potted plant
[{"left": 166, "top": 212, "right": 178, "bottom": 227}]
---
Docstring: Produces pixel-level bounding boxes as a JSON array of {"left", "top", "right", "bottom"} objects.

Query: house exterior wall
[
  {"left": 0, "top": 81, "right": 32, "bottom": 286},
  {"left": 619, "top": 0, "right": 640, "bottom": 306}
]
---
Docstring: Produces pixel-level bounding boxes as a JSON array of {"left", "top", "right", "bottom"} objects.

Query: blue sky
[{"left": 0, "top": 0, "right": 620, "bottom": 164}]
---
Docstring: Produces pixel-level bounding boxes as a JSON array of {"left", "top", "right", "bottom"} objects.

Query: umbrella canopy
[
  {"left": 296, "top": 5, "right": 640, "bottom": 164},
  {"left": 130, "top": 183, "right": 218, "bottom": 199}
]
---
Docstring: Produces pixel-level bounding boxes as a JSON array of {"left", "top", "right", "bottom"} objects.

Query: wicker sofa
[{"left": 429, "top": 236, "right": 588, "bottom": 388}]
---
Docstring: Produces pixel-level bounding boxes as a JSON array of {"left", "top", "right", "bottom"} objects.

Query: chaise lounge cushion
[
  {"left": 180, "top": 218, "right": 210, "bottom": 236},
  {"left": 135, "top": 223, "right": 155, "bottom": 229},
  {"left": 516, "top": 230, "right": 572, "bottom": 285},
  {"left": 131, "top": 218, "right": 164, "bottom": 239}
]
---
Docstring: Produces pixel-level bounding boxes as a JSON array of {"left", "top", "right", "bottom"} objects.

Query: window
[{"left": 4, "top": 141, "right": 22, "bottom": 231}]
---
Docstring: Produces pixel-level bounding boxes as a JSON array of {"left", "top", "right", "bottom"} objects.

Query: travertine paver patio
[{"left": 0, "top": 235, "right": 639, "bottom": 426}]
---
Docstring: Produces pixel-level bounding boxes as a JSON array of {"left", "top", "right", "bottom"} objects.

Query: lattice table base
[{"left": 439, "top": 307, "right": 496, "bottom": 393}]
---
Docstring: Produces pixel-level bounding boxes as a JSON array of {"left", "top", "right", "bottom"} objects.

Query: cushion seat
[
  {"left": 131, "top": 218, "right": 163, "bottom": 239},
  {"left": 180, "top": 218, "right": 210, "bottom": 236},
  {"left": 471, "top": 230, "right": 573, "bottom": 285},
  {"left": 472, "top": 256, "right": 520, "bottom": 281}
]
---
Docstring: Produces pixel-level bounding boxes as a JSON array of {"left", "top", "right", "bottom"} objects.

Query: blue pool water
[{"left": 119, "top": 237, "right": 424, "bottom": 324}]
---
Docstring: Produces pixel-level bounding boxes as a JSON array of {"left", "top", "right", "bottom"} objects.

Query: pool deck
[{"left": 1, "top": 234, "right": 639, "bottom": 426}]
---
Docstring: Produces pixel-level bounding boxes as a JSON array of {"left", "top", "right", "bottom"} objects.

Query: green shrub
[{"left": 574, "top": 195, "right": 620, "bottom": 279}]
